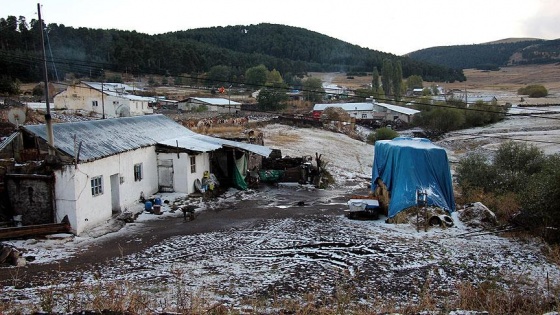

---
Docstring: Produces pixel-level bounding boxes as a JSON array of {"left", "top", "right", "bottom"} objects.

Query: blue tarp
[{"left": 371, "top": 137, "right": 455, "bottom": 218}]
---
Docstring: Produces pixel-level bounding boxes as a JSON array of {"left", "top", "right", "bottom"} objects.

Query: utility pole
[
  {"left": 101, "top": 82, "right": 105, "bottom": 119},
  {"left": 38, "top": 3, "right": 55, "bottom": 155}
]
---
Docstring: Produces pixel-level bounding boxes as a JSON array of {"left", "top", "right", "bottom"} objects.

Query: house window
[
  {"left": 190, "top": 156, "right": 196, "bottom": 173},
  {"left": 134, "top": 163, "right": 143, "bottom": 181},
  {"left": 91, "top": 176, "right": 103, "bottom": 196},
  {"left": 113, "top": 101, "right": 119, "bottom": 105},
  {"left": 92, "top": 100, "right": 98, "bottom": 107},
  {"left": 362, "top": 113, "right": 368, "bottom": 119}
]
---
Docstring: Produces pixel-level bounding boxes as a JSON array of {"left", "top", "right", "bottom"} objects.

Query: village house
[
  {"left": 178, "top": 97, "right": 242, "bottom": 113},
  {"left": 312, "top": 101, "right": 419, "bottom": 124},
  {"left": 432, "top": 94, "right": 498, "bottom": 105},
  {"left": 53, "top": 82, "right": 155, "bottom": 117},
  {"left": 313, "top": 103, "right": 376, "bottom": 120},
  {"left": 2, "top": 115, "right": 271, "bottom": 236},
  {"left": 372, "top": 102, "right": 420, "bottom": 123}
]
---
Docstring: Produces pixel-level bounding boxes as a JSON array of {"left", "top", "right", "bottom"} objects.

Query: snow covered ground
[{"left": 2, "top": 121, "right": 560, "bottom": 314}]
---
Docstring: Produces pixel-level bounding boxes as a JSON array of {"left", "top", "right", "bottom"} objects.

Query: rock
[
  {"left": 117, "top": 211, "right": 139, "bottom": 223},
  {"left": 0, "top": 246, "right": 11, "bottom": 263},
  {"left": 458, "top": 202, "right": 498, "bottom": 228}
]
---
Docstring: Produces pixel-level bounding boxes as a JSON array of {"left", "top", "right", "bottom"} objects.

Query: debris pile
[
  {"left": 457, "top": 202, "right": 498, "bottom": 229},
  {"left": 0, "top": 243, "right": 26, "bottom": 266}
]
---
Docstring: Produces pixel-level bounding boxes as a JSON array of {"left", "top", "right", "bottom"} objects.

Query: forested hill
[
  {"left": 0, "top": 17, "right": 464, "bottom": 84},
  {"left": 407, "top": 39, "right": 560, "bottom": 70}
]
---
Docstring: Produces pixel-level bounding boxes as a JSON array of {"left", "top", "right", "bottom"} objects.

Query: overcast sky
[{"left": 3, "top": 0, "right": 560, "bottom": 56}]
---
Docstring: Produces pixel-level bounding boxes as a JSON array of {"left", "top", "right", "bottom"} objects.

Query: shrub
[
  {"left": 367, "top": 127, "right": 398, "bottom": 144},
  {"left": 412, "top": 107, "right": 465, "bottom": 139},
  {"left": 456, "top": 154, "right": 497, "bottom": 193},
  {"left": 456, "top": 142, "right": 560, "bottom": 243},
  {"left": 517, "top": 84, "right": 548, "bottom": 98}
]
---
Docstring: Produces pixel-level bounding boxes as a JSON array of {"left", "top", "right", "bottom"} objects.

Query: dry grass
[
  {"left": 3, "top": 273, "right": 560, "bottom": 314},
  {"left": 267, "top": 130, "right": 302, "bottom": 146},
  {"left": 455, "top": 280, "right": 559, "bottom": 315}
]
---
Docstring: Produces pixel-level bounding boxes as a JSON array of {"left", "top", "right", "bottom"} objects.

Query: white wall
[
  {"left": 158, "top": 152, "right": 210, "bottom": 194},
  {"left": 54, "top": 146, "right": 159, "bottom": 235}
]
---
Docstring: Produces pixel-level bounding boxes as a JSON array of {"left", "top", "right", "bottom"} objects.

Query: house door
[
  {"left": 110, "top": 174, "right": 121, "bottom": 214},
  {"left": 158, "top": 159, "right": 174, "bottom": 192}
]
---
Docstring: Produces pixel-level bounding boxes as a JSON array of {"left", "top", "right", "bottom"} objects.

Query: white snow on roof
[
  {"left": 190, "top": 97, "right": 241, "bottom": 106},
  {"left": 313, "top": 102, "right": 373, "bottom": 111},
  {"left": 375, "top": 102, "right": 420, "bottom": 115},
  {"left": 24, "top": 115, "right": 271, "bottom": 161},
  {"left": 82, "top": 82, "right": 154, "bottom": 102}
]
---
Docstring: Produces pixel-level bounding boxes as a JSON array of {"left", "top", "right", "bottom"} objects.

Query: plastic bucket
[{"left": 144, "top": 201, "right": 153, "bottom": 211}]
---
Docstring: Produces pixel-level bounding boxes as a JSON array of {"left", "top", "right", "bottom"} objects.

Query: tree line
[
  {"left": 0, "top": 16, "right": 465, "bottom": 92},
  {"left": 407, "top": 40, "right": 548, "bottom": 69}
]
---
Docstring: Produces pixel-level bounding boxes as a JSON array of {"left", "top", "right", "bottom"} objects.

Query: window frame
[
  {"left": 190, "top": 156, "right": 196, "bottom": 173},
  {"left": 134, "top": 163, "right": 143, "bottom": 181},
  {"left": 91, "top": 176, "right": 103, "bottom": 196}
]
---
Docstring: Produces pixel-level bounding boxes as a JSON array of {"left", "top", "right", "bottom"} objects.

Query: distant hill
[
  {"left": 483, "top": 38, "right": 541, "bottom": 44},
  {"left": 0, "top": 17, "right": 464, "bottom": 84},
  {"left": 407, "top": 38, "right": 560, "bottom": 70}
]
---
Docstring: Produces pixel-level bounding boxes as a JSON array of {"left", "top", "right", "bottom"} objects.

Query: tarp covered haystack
[{"left": 371, "top": 137, "right": 455, "bottom": 218}]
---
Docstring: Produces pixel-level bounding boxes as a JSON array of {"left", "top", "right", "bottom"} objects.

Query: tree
[
  {"left": 174, "top": 76, "right": 183, "bottom": 85},
  {"left": 302, "top": 77, "right": 324, "bottom": 102},
  {"left": 517, "top": 84, "right": 548, "bottom": 98},
  {"left": 392, "top": 60, "right": 403, "bottom": 101},
  {"left": 267, "top": 69, "right": 283, "bottom": 85},
  {"left": 412, "top": 106, "right": 465, "bottom": 139},
  {"left": 406, "top": 75, "right": 423, "bottom": 90},
  {"left": 257, "top": 86, "right": 288, "bottom": 111},
  {"left": 207, "top": 65, "right": 231, "bottom": 86},
  {"left": 245, "top": 65, "right": 268, "bottom": 89},
  {"left": 381, "top": 59, "right": 393, "bottom": 99},
  {"left": 372, "top": 67, "right": 380, "bottom": 90}
]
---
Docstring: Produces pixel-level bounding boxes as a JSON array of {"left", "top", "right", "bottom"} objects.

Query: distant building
[
  {"left": 313, "top": 103, "right": 376, "bottom": 120},
  {"left": 432, "top": 94, "right": 498, "bottom": 105},
  {"left": 178, "top": 97, "right": 241, "bottom": 113},
  {"left": 372, "top": 102, "right": 420, "bottom": 123},
  {"left": 53, "top": 82, "right": 155, "bottom": 117},
  {"left": 312, "top": 102, "right": 420, "bottom": 123}
]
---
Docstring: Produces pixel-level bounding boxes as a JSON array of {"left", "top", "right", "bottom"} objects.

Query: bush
[
  {"left": 517, "top": 84, "right": 548, "bottom": 98},
  {"left": 412, "top": 106, "right": 465, "bottom": 139},
  {"left": 367, "top": 127, "right": 398, "bottom": 144},
  {"left": 456, "top": 142, "right": 560, "bottom": 243}
]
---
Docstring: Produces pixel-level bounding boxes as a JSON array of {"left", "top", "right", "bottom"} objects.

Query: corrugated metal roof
[
  {"left": 313, "top": 103, "right": 373, "bottom": 111},
  {"left": 0, "top": 132, "right": 19, "bottom": 151},
  {"left": 24, "top": 115, "right": 271, "bottom": 162},
  {"left": 190, "top": 97, "right": 241, "bottom": 106},
  {"left": 375, "top": 103, "right": 420, "bottom": 116},
  {"left": 82, "top": 82, "right": 154, "bottom": 102}
]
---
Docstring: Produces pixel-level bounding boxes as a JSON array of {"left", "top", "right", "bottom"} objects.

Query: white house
[
  {"left": 372, "top": 102, "right": 420, "bottom": 123},
  {"left": 20, "top": 115, "right": 271, "bottom": 235},
  {"left": 54, "top": 81, "right": 155, "bottom": 117},
  {"left": 178, "top": 97, "right": 241, "bottom": 113},
  {"left": 312, "top": 103, "right": 376, "bottom": 120}
]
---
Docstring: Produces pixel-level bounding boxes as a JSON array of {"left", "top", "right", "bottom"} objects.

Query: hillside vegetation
[
  {"left": 408, "top": 38, "right": 560, "bottom": 69},
  {"left": 0, "top": 17, "right": 465, "bottom": 85}
]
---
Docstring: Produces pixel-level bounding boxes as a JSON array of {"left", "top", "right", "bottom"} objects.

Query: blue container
[
  {"left": 144, "top": 201, "right": 153, "bottom": 211},
  {"left": 154, "top": 197, "right": 162, "bottom": 206}
]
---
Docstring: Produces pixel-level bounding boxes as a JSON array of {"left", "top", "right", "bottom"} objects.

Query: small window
[
  {"left": 113, "top": 101, "right": 119, "bottom": 105},
  {"left": 361, "top": 113, "right": 367, "bottom": 119},
  {"left": 91, "top": 176, "right": 103, "bottom": 196},
  {"left": 134, "top": 163, "right": 143, "bottom": 181},
  {"left": 92, "top": 100, "right": 98, "bottom": 107},
  {"left": 190, "top": 156, "right": 196, "bottom": 173}
]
